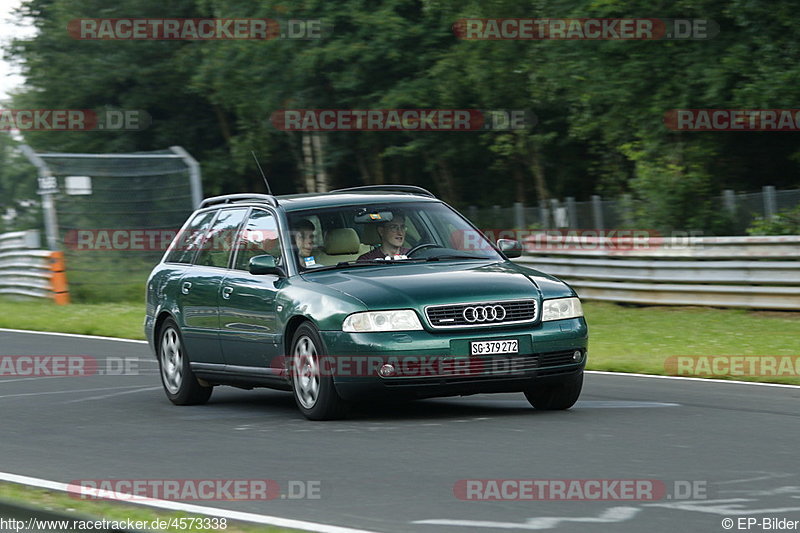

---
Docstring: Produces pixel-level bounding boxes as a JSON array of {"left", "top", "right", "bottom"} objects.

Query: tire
[
  {"left": 524, "top": 372, "right": 583, "bottom": 410},
  {"left": 290, "top": 322, "right": 347, "bottom": 420},
  {"left": 157, "top": 318, "right": 213, "bottom": 405}
]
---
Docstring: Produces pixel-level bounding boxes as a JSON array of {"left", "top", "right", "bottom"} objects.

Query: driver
[{"left": 357, "top": 211, "right": 410, "bottom": 261}]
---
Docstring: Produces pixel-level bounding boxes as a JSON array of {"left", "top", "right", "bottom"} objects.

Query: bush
[{"left": 747, "top": 204, "right": 800, "bottom": 235}]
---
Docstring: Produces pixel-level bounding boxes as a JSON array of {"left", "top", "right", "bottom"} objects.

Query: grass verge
[
  {"left": 0, "top": 298, "right": 145, "bottom": 339},
  {"left": 584, "top": 301, "right": 800, "bottom": 385},
  {"left": 0, "top": 482, "right": 301, "bottom": 533},
  {"left": 0, "top": 297, "right": 798, "bottom": 384}
]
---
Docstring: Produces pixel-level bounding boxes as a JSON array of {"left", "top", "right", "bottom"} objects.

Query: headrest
[
  {"left": 324, "top": 228, "right": 361, "bottom": 255},
  {"left": 361, "top": 223, "right": 382, "bottom": 245}
]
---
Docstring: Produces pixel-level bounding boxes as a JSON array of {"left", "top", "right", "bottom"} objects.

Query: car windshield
[{"left": 286, "top": 201, "right": 503, "bottom": 271}]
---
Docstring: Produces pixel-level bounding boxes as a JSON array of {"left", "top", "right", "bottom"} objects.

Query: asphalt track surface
[{"left": 1, "top": 329, "right": 799, "bottom": 533}]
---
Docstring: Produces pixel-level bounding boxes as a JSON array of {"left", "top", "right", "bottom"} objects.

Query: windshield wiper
[
  {"left": 424, "top": 254, "right": 492, "bottom": 261},
  {"left": 306, "top": 259, "right": 424, "bottom": 272}
]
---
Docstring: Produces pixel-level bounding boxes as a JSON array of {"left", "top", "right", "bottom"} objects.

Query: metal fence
[
  {"left": 19, "top": 146, "right": 201, "bottom": 302},
  {"left": 515, "top": 234, "right": 800, "bottom": 310},
  {"left": 0, "top": 230, "right": 69, "bottom": 303},
  {"left": 469, "top": 186, "right": 800, "bottom": 235}
]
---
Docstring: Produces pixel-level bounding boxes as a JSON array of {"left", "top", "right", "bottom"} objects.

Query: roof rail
[
  {"left": 330, "top": 185, "right": 436, "bottom": 198},
  {"left": 199, "top": 193, "right": 279, "bottom": 209}
]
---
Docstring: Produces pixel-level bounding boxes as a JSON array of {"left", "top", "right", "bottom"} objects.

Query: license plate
[{"left": 470, "top": 340, "right": 519, "bottom": 356}]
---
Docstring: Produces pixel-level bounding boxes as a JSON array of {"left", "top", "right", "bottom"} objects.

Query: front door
[{"left": 218, "top": 208, "right": 285, "bottom": 371}]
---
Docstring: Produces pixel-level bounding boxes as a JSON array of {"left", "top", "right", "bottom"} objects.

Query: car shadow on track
[{"left": 202, "top": 388, "right": 579, "bottom": 421}]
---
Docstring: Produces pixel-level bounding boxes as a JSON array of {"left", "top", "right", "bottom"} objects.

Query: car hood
[{"left": 301, "top": 260, "right": 574, "bottom": 309}]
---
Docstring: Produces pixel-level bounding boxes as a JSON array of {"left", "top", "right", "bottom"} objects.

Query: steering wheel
[{"left": 406, "top": 243, "right": 442, "bottom": 256}]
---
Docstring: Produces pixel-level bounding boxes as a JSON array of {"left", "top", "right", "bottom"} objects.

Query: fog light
[
  {"left": 573, "top": 350, "right": 583, "bottom": 362},
  {"left": 379, "top": 364, "right": 396, "bottom": 377}
]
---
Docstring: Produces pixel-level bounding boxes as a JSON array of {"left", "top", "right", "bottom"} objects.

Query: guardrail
[
  {"left": 515, "top": 235, "right": 800, "bottom": 310},
  {"left": 0, "top": 230, "right": 69, "bottom": 304}
]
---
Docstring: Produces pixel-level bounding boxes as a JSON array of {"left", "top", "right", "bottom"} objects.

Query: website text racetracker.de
[
  {"left": 0, "top": 517, "right": 228, "bottom": 532},
  {"left": 665, "top": 109, "right": 800, "bottom": 131},
  {"left": 64, "top": 228, "right": 278, "bottom": 252},
  {"left": 70, "top": 18, "right": 277, "bottom": 40},
  {"left": 665, "top": 355, "right": 800, "bottom": 377},
  {"left": 271, "top": 353, "right": 547, "bottom": 379},
  {"left": 67, "top": 479, "right": 321, "bottom": 501},
  {"left": 454, "top": 479, "right": 709, "bottom": 501},
  {"left": 0, "top": 356, "right": 140, "bottom": 377},
  {"left": 455, "top": 229, "right": 703, "bottom": 252},
  {"left": 453, "top": 18, "right": 717, "bottom": 40},
  {"left": 270, "top": 109, "right": 533, "bottom": 131},
  {"left": 0, "top": 109, "right": 148, "bottom": 131}
]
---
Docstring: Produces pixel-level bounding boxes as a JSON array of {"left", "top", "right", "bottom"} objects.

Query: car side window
[
  {"left": 233, "top": 209, "right": 282, "bottom": 271},
  {"left": 164, "top": 211, "right": 217, "bottom": 264},
  {"left": 194, "top": 208, "right": 248, "bottom": 268}
]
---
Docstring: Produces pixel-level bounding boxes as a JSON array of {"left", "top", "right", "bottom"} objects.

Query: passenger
[
  {"left": 293, "top": 219, "right": 317, "bottom": 268},
  {"left": 357, "top": 212, "right": 410, "bottom": 261}
]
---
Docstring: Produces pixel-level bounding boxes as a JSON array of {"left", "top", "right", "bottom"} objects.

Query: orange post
[{"left": 48, "top": 251, "right": 70, "bottom": 305}]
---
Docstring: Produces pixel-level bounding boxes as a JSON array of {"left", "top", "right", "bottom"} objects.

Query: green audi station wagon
[{"left": 145, "top": 186, "right": 588, "bottom": 420}]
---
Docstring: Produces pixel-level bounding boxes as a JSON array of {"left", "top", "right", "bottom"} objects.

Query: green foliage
[
  {"left": 4, "top": 0, "right": 800, "bottom": 231},
  {"left": 0, "top": 133, "right": 40, "bottom": 233},
  {"left": 747, "top": 204, "right": 800, "bottom": 236}
]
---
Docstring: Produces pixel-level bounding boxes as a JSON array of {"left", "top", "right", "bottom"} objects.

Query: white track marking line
[
  {"left": 0, "top": 372, "right": 159, "bottom": 384},
  {"left": 0, "top": 472, "right": 378, "bottom": 533},
  {"left": 586, "top": 370, "right": 800, "bottom": 389},
  {"left": 3, "top": 328, "right": 799, "bottom": 389},
  {"left": 0, "top": 385, "right": 151, "bottom": 399},
  {"left": 0, "top": 328, "right": 147, "bottom": 344},
  {"left": 0, "top": 376, "right": 90, "bottom": 384},
  {"left": 64, "top": 386, "right": 162, "bottom": 403}
]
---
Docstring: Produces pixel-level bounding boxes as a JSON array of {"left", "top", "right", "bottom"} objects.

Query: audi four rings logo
[{"left": 463, "top": 305, "right": 507, "bottom": 322}]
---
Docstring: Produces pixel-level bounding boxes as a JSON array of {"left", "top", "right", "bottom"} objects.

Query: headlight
[
  {"left": 541, "top": 297, "right": 583, "bottom": 322},
  {"left": 342, "top": 310, "right": 423, "bottom": 332}
]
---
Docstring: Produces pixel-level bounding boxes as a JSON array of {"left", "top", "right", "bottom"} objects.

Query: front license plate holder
[{"left": 470, "top": 339, "right": 519, "bottom": 356}]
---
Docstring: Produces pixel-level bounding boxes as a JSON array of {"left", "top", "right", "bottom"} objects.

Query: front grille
[
  {"left": 381, "top": 350, "right": 582, "bottom": 385},
  {"left": 425, "top": 299, "right": 537, "bottom": 329}
]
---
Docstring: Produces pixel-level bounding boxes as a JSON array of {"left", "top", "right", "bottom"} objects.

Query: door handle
[
  {"left": 181, "top": 281, "right": 192, "bottom": 294},
  {"left": 222, "top": 286, "right": 233, "bottom": 300}
]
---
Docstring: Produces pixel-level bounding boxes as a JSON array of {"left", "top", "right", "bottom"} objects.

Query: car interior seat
[{"left": 315, "top": 228, "right": 372, "bottom": 265}]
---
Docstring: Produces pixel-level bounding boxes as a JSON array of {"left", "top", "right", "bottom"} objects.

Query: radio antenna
[{"left": 251, "top": 151, "right": 273, "bottom": 195}]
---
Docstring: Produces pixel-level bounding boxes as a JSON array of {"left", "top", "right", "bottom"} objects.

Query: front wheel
[
  {"left": 157, "top": 318, "right": 213, "bottom": 405},
  {"left": 290, "top": 322, "right": 347, "bottom": 420},
  {"left": 524, "top": 372, "right": 583, "bottom": 410}
]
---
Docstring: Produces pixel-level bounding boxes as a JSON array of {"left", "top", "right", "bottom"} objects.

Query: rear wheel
[
  {"left": 290, "top": 322, "right": 347, "bottom": 420},
  {"left": 157, "top": 318, "right": 213, "bottom": 405},
  {"left": 524, "top": 372, "right": 583, "bottom": 410}
]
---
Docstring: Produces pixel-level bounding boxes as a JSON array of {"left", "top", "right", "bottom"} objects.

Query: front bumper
[{"left": 319, "top": 317, "right": 588, "bottom": 400}]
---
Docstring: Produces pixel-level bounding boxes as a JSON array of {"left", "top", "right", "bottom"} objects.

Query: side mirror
[
  {"left": 497, "top": 239, "right": 523, "bottom": 259},
  {"left": 248, "top": 254, "right": 285, "bottom": 276}
]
